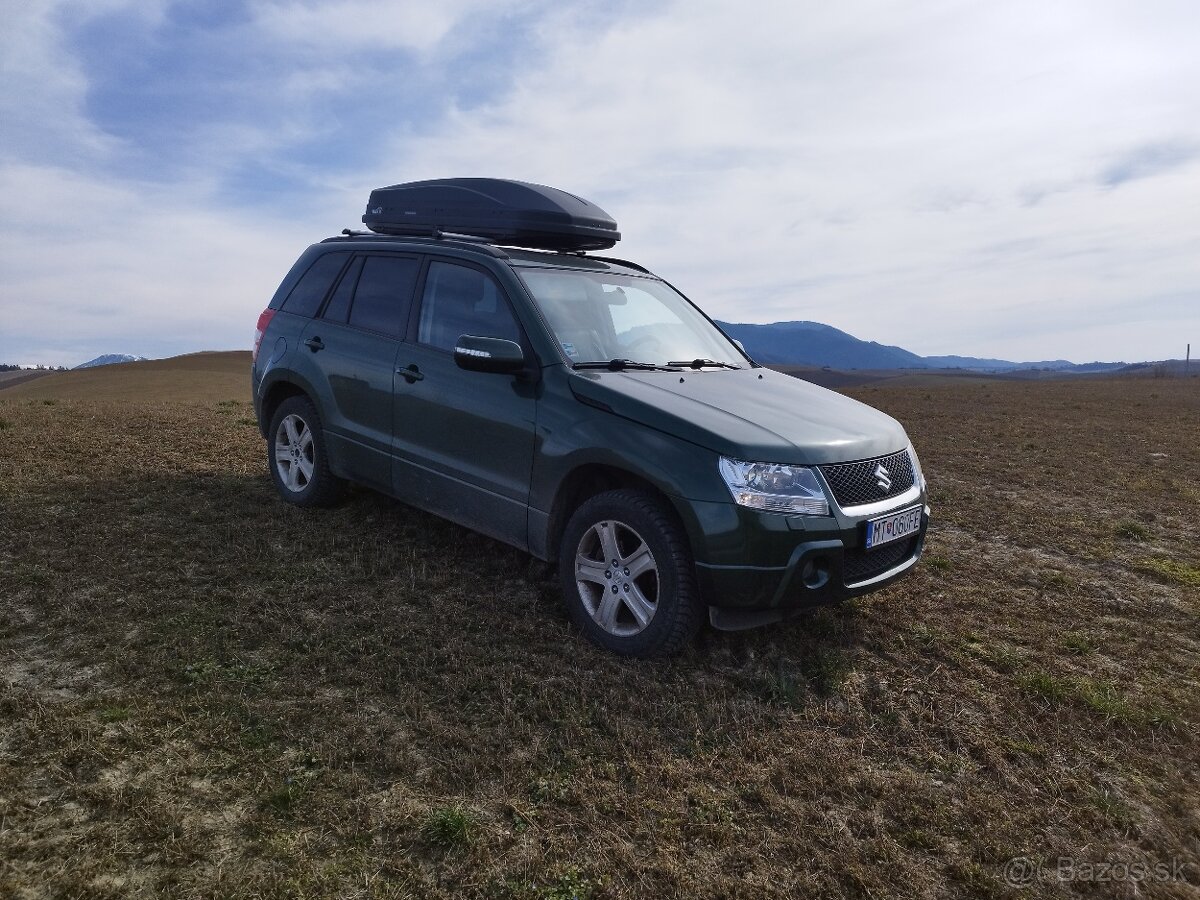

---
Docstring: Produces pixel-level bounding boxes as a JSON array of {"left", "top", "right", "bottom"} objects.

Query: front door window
[{"left": 417, "top": 261, "right": 522, "bottom": 350}]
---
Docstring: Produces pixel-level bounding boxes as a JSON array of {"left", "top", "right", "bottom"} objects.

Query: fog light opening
[{"left": 801, "top": 556, "right": 830, "bottom": 590}]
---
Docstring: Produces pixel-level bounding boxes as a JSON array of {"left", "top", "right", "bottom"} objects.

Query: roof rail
[
  {"left": 432, "top": 231, "right": 509, "bottom": 257},
  {"left": 320, "top": 230, "right": 509, "bottom": 258},
  {"left": 585, "top": 254, "right": 651, "bottom": 274}
]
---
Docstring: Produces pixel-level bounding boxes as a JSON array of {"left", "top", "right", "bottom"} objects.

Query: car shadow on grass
[{"left": 7, "top": 469, "right": 881, "bottom": 771}]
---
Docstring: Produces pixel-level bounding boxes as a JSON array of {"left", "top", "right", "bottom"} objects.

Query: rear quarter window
[
  {"left": 280, "top": 252, "right": 349, "bottom": 318},
  {"left": 321, "top": 257, "right": 363, "bottom": 324}
]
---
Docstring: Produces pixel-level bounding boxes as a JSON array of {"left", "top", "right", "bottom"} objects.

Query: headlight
[
  {"left": 908, "top": 443, "right": 926, "bottom": 491},
  {"left": 718, "top": 457, "right": 830, "bottom": 516}
]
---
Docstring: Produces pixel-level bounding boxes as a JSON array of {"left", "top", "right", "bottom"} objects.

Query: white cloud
[
  {"left": 0, "top": 163, "right": 318, "bottom": 365},
  {"left": 0, "top": 2, "right": 141, "bottom": 164},
  {"left": 363, "top": 0, "right": 1200, "bottom": 362},
  {"left": 2, "top": 0, "right": 1198, "bottom": 365},
  {"left": 250, "top": 0, "right": 510, "bottom": 55}
]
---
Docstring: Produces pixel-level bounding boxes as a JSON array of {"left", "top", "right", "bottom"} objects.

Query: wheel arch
[
  {"left": 257, "top": 375, "right": 313, "bottom": 438},
  {"left": 555, "top": 479, "right": 704, "bottom": 656},
  {"left": 543, "top": 463, "right": 697, "bottom": 565}
]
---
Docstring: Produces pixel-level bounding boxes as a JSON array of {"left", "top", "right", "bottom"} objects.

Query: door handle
[
  {"left": 397, "top": 364, "right": 424, "bottom": 383},
  {"left": 304, "top": 337, "right": 325, "bottom": 352}
]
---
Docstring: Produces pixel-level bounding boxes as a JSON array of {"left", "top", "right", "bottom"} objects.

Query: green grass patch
[
  {"left": 985, "top": 644, "right": 1024, "bottom": 673},
  {"left": 96, "top": 704, "right": 131, "bottom": 723},
  {"left": 1072, "top": 679, "right": 1129, "bottom": 718},
  {"left": 759, "top": 659, "right": 806, "bottom": 708},
  {"left": 687, "top": 791, "right": 734, "bottom": 827},
  {"left": 1070, "top": 679, "right": 1177, "bottom": 726},
  {"left": 759, "top": 647, "right": 852, "bottom": 706},
  {"left": 896, "top": 828, "right": 940, "bottom": 851},
  {"left": 1114, "top": 520, "right": 1150, "bottom": 541},
  {"left": 264, "top": 782, "right": 304, "bottom": 815},
  {"left": 1060, "top": 632, "right": 1096, "bottom": 655},
  {"left": 177, "top": 658, "right": 275, "bottom": 689},
  {"left": 1088, "top": 788, "right": 1138, "bottom": 830},
  {"left": 907, "top": 623, "right": 941, "bottom": 648},
  {"left": 1135, "top": 557, "right": 1200, "bottom": 588},
  {"left": 240, "top": 722, "right": 276, "bottom": 749},
  {"left": 799, "top": 646, "right": 851, "bottom": 697},
  {"left": 0, "top": 416, "right": 10, "bottom": 430},
  {"left": 1001, "top": 737, "right": 1046, "bottom": 758},
  {"left": 536, "top": 869, "right": 599, "bottom": 900},
  {"left": 1017, "top": 671, "right": 1069, "bottom": 702},
  {"left": 945, "top": 860, "right": 1006, "bottom": 900},
  {"left": 925, "top": 555, "right": 951, "bottom": 572},
  {"left": 492, "top": 869, "right": 600, "bottom": 900},
  {"left": 529, "top": 772, "right": 572, "bottom": 804},
  {"left": 1018, "top": 671, "right": 1177, "bottom": 727},
  {"left": 179, "top": 658, "right": 219, "bottom": 687},
  {"left": 805, "top": 606, "right": 851, "bottom": 640},
  {"left": 421, "top": 805, "right": 476, "bottom": 849},
  {"left": 1038, "top": 569, "right": 1075, "bottom": 592}
]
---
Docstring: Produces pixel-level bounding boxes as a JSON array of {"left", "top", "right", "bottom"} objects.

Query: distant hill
[
  {"left": 920, "top": 354, "right": 1126, "bottom": 373},
  {"left": 75, "top": 354, "right": 149, "bottom": 369},
  {"left": 4, "top": 351, "right": 250, "bottom": 403},
  {"left": 718, "top": 321, "right": 924, "bottom": 369},
  {"left": 718, "top": 320, "right": 1128, "bottom": 373}
]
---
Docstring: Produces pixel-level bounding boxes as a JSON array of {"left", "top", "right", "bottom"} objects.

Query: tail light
[{"left": 253, "top": 309, "right": 276, "bottom": 362}]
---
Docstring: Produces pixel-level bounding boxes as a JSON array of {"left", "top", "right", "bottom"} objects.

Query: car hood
[{"left": 569, "top": 366, "right": 909, "bottom": 464}]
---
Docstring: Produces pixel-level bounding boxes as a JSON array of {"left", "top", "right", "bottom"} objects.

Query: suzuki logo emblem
[{"left": 874, "top": 463, "right": 892, "bottom": 491}]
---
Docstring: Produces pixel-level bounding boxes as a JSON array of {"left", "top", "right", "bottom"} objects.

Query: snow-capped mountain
[{"left": 74, "top": 354, "right": 149, "bottom": 369}]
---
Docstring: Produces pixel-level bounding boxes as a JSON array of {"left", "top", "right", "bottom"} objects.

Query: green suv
[{"left": 252, "top": 179, "right": 928, "bottom": 656}]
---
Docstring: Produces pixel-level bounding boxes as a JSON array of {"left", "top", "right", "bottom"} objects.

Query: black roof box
[{"left": 362, "top": 178, "right": 620, "bottom": 251}]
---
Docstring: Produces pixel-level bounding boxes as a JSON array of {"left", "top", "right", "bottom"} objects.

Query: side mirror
[
  {"left": 733, "top": 339, "right": 747, "bottom": 353},
  {"left": 454, "top": 335, "right": 527, "bottom": 374}
]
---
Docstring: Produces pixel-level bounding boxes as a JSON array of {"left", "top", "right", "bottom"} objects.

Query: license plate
[{"left": 865, "top": 505, "right": 923, "bottom": 549}]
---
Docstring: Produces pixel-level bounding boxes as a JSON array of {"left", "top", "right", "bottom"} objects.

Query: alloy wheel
[
  {"left": 274, "top": 413, "right": 315, "bottom": 492},
  {"left": 574, "top": 519, "right": 660, "bottom": 637}
]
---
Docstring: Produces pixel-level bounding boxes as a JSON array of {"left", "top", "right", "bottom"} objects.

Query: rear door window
[
  {"left": 347, "top": 255, "right": 421, "bottom": 336},
  {"left": 280, "top": 252, "right": 349, "bottom": 317}
]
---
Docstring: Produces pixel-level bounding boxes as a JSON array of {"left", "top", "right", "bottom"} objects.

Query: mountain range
[
  {"left": 717, "top": 321, "right": 1127, "bottom": 373},
  {"left": 65, "top": 322, "right": 1141, "bottom": 375}
]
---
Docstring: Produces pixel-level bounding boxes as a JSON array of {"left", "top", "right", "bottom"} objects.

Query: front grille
[
  {"left": 843, "top": 535, "right": 918, "bottom": 585},
  {"left": 819, "top": 449, "right": 915, "bottom": 508}
]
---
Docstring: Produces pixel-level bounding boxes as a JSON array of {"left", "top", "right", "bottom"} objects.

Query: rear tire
[
  {"left": 559, "top": 489, "right": 701, "bottom": 657},
  {"left": 267, "top": 396, "right": 343, "bottom": 507}
]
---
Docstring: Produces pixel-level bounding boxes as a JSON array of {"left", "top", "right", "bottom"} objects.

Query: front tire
[
  {"left": 559, "top": 489, "right": 701, "bottom": 657},
  {"left": 267, "top": 396, "right": 343, "bottom": 507}
]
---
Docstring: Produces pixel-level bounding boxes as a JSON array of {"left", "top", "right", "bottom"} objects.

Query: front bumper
[{"left": 686, "top": 491, "right": 929, "bottom": 629}]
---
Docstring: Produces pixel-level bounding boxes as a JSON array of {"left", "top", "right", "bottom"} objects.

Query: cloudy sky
[{"left": 2, "top": 0, "right": 1198, "bottom": 367}]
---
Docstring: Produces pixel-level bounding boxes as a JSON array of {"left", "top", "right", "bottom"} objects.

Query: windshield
[{"left": 518, "top": 269, "right": 745, "bottom": 368}]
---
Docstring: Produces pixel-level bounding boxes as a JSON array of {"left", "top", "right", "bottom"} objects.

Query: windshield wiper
[
  {"left": 666, "top": 358, "right": 741, "bottom": 370},
  {"left": 573, "top": 359, "right": 680, "bottom": 372}
]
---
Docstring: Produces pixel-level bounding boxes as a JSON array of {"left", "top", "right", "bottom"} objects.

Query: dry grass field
[
  {"left": 0, "top": 371, "right": 52, "bottom": 391},
  {"left": 1, "top": 355, "right": 1197, "bottom": 899}
]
